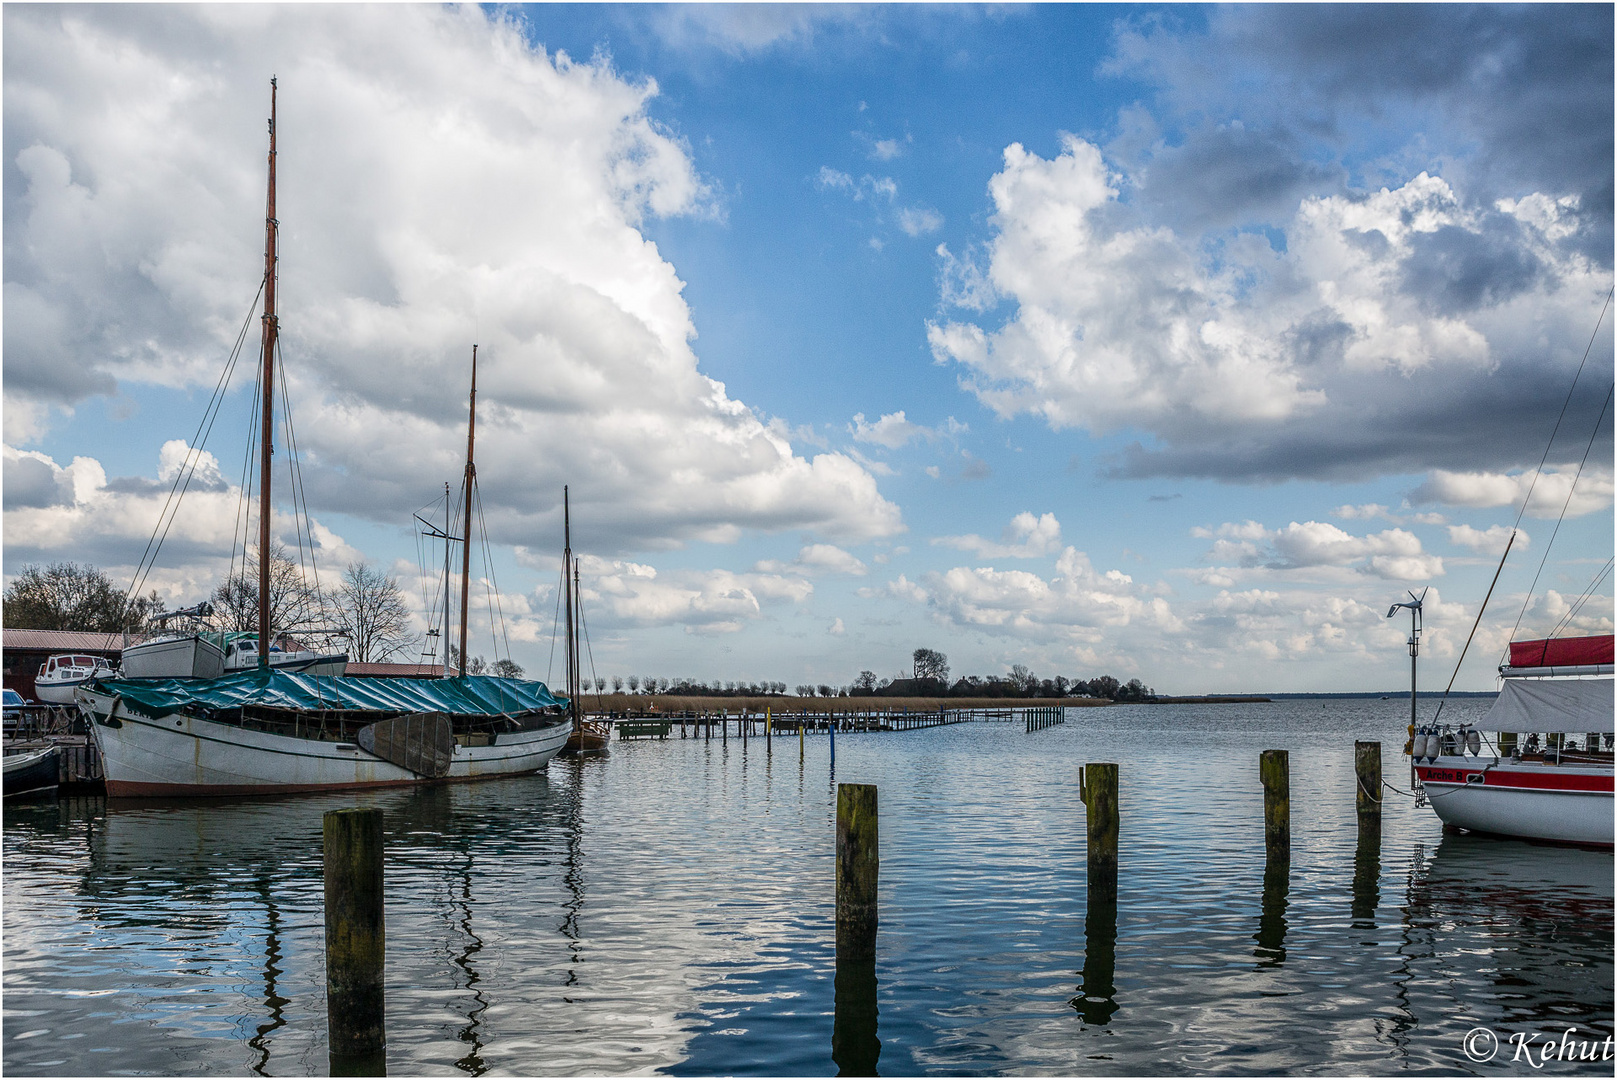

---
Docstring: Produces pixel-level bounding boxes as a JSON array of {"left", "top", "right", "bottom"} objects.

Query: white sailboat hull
[
  {"left": 78, "top": 687, "right": 570, "bottom": 797},
  {"left": 119, "top": 636, "right": 227, "bottom": 680},
  {"left": 1416, "top": 756, "right": 1613, "bottom": 847}
]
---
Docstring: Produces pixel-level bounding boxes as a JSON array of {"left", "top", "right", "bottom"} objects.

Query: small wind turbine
[{"left": 1387, "top": 588, "right": 1427, "bottom": 728}]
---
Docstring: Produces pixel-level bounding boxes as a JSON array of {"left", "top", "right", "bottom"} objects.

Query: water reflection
[
  {"left": 248, "top": 874, "right": 289, "bottom": 1077},
  {"left": 1071, "top": 889, "right": 1119, "bottom": 1025},
  {"left": 5, "top": 701, "right": 1612, "bottom": 1076},
  {"left": 1352, "top": 821, "right": 1381, "bottom": 928},
  {"left": 832, "top": 957, "right": 879, "bottom": 1076},
  {"left": 1253, "top": 859, "right": 1289, "bottom": 968},
  {"left": 447, "top": 851, "right": 488, "bottom": 1076}
]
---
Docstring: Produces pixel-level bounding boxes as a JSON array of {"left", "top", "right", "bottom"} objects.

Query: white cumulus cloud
[
  {"left": 1412, "top": 466, "right": 1613, "bottom": 519},
  {"left": 926, "top": 135, "right": 1612, "bottom": 482},
  {"left": 5, "top": 5, "right": 902, "bottom": 560},
  {"left": 935, "top": 511, "right": 1063, "bottom": 559}
]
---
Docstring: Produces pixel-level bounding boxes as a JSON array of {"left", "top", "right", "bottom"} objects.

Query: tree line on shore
[{"left": 590, "top": 648, "right": 1155, "bottom": 702}]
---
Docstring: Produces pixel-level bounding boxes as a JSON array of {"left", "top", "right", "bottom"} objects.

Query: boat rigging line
[
  {"left": 123, "top": 276, "right": 264, "bottom": 622},
  {"left": 1503, "top": 380, "right": 1614, "bottom": 647},
  {"left": 1426, "top": 287, "right": 1613, "bottom": 725},
  {"left": 1547, "top": 557, "right": 1615, "bottom": 641}
]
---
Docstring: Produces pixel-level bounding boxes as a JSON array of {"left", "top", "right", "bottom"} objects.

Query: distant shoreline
[
  {"left": 580, "top": 693, "right": 1112, "bottom": 713},
  {"left": 575, "top": 690, "right": 1497, "bottom": 712}
]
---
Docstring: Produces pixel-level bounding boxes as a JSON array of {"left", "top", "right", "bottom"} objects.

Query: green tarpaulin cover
[{"left": 92, "top": 670, "right": 567, "bottom": 720}]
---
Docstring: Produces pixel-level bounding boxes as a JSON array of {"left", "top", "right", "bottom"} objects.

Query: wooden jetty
[{"left": 585, "top": 704, "right": 1080, "bottom": 740}]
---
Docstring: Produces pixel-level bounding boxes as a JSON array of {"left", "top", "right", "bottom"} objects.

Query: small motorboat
[
  {"left": 563, "top": 720, "right": 611, "bottom": 756},
  {"left": 222, "top": 634, "right": 348, "bottom": 676},
  {"left": 35, "top": 654, "right": 117, "bottom": 705},
  {"left": 3, "top": 746, "right": 60, "bottom": 799}
]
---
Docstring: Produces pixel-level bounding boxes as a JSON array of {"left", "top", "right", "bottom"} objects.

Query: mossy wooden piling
[
  {"left": 1354, "top": 741, "right": 1381, "bottom": 824},
  {"left": 836, "top": 783, "right": 878, "bottom": 961},
  {"left": 1259, "top": 749, "right": 1289, "bottom": 862},
  {"left": 1080, "top": 763, "right": 1119, "bottom": 901},
  {"left": 323, "top": 808, "right": 386, "bottom": 1062}
]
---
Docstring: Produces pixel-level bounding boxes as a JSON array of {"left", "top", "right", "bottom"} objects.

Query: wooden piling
[
  {"left": 1260, "top": 749, "right": 1290, "bottom": 862},
  {"left": 1080, "top": 763, "right": 1119, "bottom": 901},
  {"left": 836, "top": 783, "right": 878, "bottom": 961},
  {"left": 324, "top": 808, "right": 386, "bottom": 1060},
  {"left": 1354, "top": 741, "right": 1381, "bottom": 824}
]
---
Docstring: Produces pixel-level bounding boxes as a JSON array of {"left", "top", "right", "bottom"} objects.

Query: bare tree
[
  {"left": 913, "top": 647, "right": 950, "bottom": 683},
  {"left": 612, "top": 675, "right": 624, "bottom": 693},
  {"left": 492, "top": 658, "right": 525, "bottom": 679},
  {"left": 627, "top": 675, "right": 640, "bottom": 693},
  {"left": 333, "top": 561, "right": 416, "bottom": 663},
  {"left": 3, "top": 563, "right": 163, "bottom": 632},
  {"left": 211, "top": 542, "right": 331, "bottom": 638}
]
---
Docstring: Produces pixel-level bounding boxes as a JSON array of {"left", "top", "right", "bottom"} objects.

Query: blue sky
[{"left": 4, "top": 4, "right": 1612, "bottom": 692}]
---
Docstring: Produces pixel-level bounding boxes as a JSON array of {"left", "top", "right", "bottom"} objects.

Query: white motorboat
[
  {"left": 221, "top": 634, "right": 347, "bottom": 676},
  {"left": 35, "top": 653, "right": 117, "bottom": 704},
  {"left": 118, "top": 633, "right": 227, "bottom": 680},
  {"left": 1413, "top": 634, "right": 1613, "bottom": 848}
]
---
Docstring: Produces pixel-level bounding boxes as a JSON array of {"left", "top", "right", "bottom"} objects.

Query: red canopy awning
[{"left": 1508, "top": 634, "right": 1614, "bottom": 668}]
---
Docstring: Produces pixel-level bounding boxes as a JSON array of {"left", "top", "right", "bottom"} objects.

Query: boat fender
[
  {"left": 1411, "top": 733, "right": 1428, "bottom": 759},
  {"left": 1466, "top": 729, "right": 1481, "bottom": 756},
  {"left": 95, "top": 694, "right": 123, "bottom": 728}
]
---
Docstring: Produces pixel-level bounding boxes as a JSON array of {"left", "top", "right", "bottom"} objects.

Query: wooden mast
[
  {"left": 257, "top": 78, "right": 279, "bottom": 669},
  {"left": 563, "top": 486, "right": 579, "bottom": 729},
  {"left": 457, "top": 345, "right": 477, "bottom": 676}
]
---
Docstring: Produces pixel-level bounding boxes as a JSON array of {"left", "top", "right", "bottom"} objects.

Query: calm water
[{"left": 4, "top": 699, "right": 1612, "bottom": 1076}]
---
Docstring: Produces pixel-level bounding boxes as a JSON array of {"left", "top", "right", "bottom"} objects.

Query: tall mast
[
  {"left": 563, "top": 486, "right": 579, "bottom": 729},
  {"left": 458, "top": 345, "right": 478, "bottom": 676},
  {"left": 257, "top": 78, "right": 279, "bottom": 669},
  {"left": 444, "top": 481, "right": 452, "bottom": 674}
]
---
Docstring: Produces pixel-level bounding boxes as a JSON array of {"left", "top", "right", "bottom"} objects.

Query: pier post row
[
  {"left": 1260, "top": 750, "right": 1290, "bottom": 862},
  {"left": 323, "top": 808, "right": 387, "bottom": 1061},
  {"left": 1080, "top": 763, "right": 1119, "bottom": 900},
  {"left": 1354, "top": 741, "right": 1382, "bottom": 825},
  {"left": 835, "top": 783, "right": 879, "bottom": 961}
]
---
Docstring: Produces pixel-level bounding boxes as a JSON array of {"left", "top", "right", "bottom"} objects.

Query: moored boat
[
  {"left": 3, "top": 746, "right": 61, "bottom": 799},
  {"left": 78, "top": 671, "right": 571, "bottom": 797},
  {"left": 35, "top": 654, "right": 118, "bottom": 704},
  {"left": 221, "top": 633, "right": 347, "bottom": 676},
  {"left": 119, "top": 632, "right": 227, "bottom": 679},
  {"left": 1412, "top": 634, "right": 1613, "bottom": 847}
]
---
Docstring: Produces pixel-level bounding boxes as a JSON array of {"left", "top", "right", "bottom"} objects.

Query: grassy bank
[{"left": 581, "top": 693, "right": 1112, "bottom": 714}]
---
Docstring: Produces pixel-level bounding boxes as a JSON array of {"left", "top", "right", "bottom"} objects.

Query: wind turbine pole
[{"left": 1409, "top": 603, "right": 1419, "bottom": 730}]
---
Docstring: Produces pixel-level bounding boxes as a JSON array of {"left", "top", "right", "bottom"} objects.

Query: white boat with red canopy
[{"left": 1413, "top": 634, "right": 1613, "bottom": 847}]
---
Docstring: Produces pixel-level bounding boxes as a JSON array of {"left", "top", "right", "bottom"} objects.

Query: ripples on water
[{"left": 4, "top": 699, "right": 1611, "bottom": 1075}]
